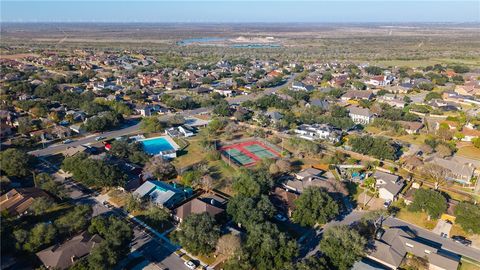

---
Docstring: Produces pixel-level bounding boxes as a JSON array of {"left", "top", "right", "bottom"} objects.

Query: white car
[
  {"left": 95, "top": 136, "right": 106, "bottom": 141},
  {"left": 383, "top": 200, "right": 392, "bottom": 208},
  {"left": 274, "top": 213, "right": 288, "bottom": 222},
  {"left": 184, "top": 260, "right": 196, "bottom": 269},
  {"left": 62, "top": 139, "right": 74, "bottom": 144}
]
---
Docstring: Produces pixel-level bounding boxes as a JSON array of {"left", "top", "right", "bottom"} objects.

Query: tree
[
  {"left": 140, "top": 116, "right": 166, "bottom": 133},
  {"left": 109, "top": 141, "right": 149, "bottom": 165},
  {"left": 454, "top": 202, "right": 480, "bottom": 234},
  {"left": 87, "top": 216, "right": 133, "bottom": 269},
  {"left": 291, "top": 187, "right": 339, "bottom": 227},
  {"left": 296, "top": 257, "right": 330, "bottom": 270},
  {"left": 0, "top": 148, "right": 32, "bottom": 177},
  {"left": 472, "top": 137, "right": 480, "bottom": 149},
  {"left": 349, "top": 135, "right": 397, "bottom": 160},
  {"left": 55, "top": 205, "right": 92, "bottom": 236},
  {"left": 174, "top": 213, "right": 220, "bottom": 255},
  {"left": 232, "top": 168, "right": 273, "bottom": 197},
  {"left": 320, "top": 225, "right": 366, "bottom": 270},
  {"left": 124, "top": 193, "right": 142, "bottom": 213},
  {"left": 62, "top": 153, "right": 127, "bottom": 187},
  {"left": 421, "top": 163, "right": 449, "bottom": 190},
  {"left": 227, "top": 195, "right": 275, "bottom": 229},
  {"left": 29, "top": 197, "right": 55, "bottom": 216},
  {"left": 213, "top": 100, "right": 232, "bottom": 116},
  {"left": 216, "top": 233, "right": 241, "bottom": 259},
  {"left": 143, "top": 156, "right": 177, "bottom": 180},
  {"left": 35, "top": 173, "right": 67, "bottom": 199},
  {"left": 408, "top": 188, "right": 447, "bottom": 220},
  {"left": 14, "top": 223, "right": 57, "bottom": 252},
  {"left": 436, "top": 144, "right": 453, "bottom": 157},
  {"left": 244, "top": 222, "right": 298, "bottom": 270}
]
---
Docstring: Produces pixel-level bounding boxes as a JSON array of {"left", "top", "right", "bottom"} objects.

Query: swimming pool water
[{"left": 141, "top": 137, "right": 175, "bottom": 155}]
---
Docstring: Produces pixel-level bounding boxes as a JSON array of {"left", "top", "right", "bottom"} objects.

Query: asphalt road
[{"left": 29, "top": 121, "right": 142, "bottom": 157}]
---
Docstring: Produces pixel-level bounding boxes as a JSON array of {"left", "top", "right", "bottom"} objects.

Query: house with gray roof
[
  {"left": 373, "top": 171, "right": 404, "bottom": 201},
  {"left": 368, "top": 227, "right": 459, "bottom": 270},
  {"left": 133, "top": 180, "right": 191, "bottom": 208},
  {"left": 431, "top": 157, "right": 476, "bottom": 184}
]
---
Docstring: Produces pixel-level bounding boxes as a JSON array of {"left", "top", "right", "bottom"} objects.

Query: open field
[{"left": 1, "top": 23, "right": 479, "bottom": 63}]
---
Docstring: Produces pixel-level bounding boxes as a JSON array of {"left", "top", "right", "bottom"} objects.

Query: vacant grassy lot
[
  {"left": 457, "top": 145, "right": 480, "bottom": 161},
  {"left": 459, "top": 258, "right": 480, "bottom": 270},
  {"left": 395, "top": 208, "right": 437, "bottom": 230}
]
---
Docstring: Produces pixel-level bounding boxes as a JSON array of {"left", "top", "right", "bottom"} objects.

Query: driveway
[{"left": 433, "top": 219, "right": 453, "bottom": 237}]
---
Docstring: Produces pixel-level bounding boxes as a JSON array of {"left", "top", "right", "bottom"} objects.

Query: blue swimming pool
[{"left": 140, "top": 136, "right": 177, "bottom": 155}]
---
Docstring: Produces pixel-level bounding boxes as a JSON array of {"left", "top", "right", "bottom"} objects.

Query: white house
[
  {"left": 374, "top": 171, "right": 404, "bottom": 201},
  {"left": 348, "top": 106, "right": 375, "bottom": 125},
  {"left": 294, "top": 123, "right": 342, "bottom": 143}
]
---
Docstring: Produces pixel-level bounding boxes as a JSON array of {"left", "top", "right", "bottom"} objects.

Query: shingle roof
[
  {"left": 174, "top": 198, "right": 224, "bottom": 221},
  {"left": 36, "top": 232, "right": 103, "bottom": 270}
]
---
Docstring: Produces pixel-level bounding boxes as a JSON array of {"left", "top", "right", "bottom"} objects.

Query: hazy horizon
[{"left": 1, "top": 1, "right": 479, "bottom": 23}]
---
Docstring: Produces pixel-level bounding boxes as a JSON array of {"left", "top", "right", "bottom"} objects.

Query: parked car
[
  {"left": 452, "top": 235, "right": 472, "bottom": 246},
  {"left": 274, "top": 213, "right": 288, "bottom": 222},
  {"left": 383, "top": 200, "right": 392, "bottom": 208},
  {"left": 95, "top": 136, "right": 106, "bottom": 141},
  {"left": 184, "top": 260, "right": 197, "bottom": 269},
  {"left": 62, "top": 139, "right": 74, "bottom": 144}
]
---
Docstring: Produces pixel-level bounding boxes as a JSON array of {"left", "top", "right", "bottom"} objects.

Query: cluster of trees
[
  {"left": 161, "top": 94, "right": 200, "bottom": 110},
  {"left": 173, "top": 213, "right": 220, "bottom": 255},
  {"left": 408, "top": 188, "right": 447, "bottom": 220},
  {"left": 225, "top": 163, "right": 298, "bottom": 269},
  {"left": 288, "top": 138, "right": 322, "bottom": 158},
  {"left": 109, "top": 140, "right": 149, "bottom": 165},
  {"left": 34, "top": 173, "right": 67, "bottom": 199},
  {"left": 243, "top": 94, "right": 294, "bottom": 110},
  {"left": 11, "top": 205, "right": 92, "bottom": 253},
  {"left": 291, "top": 187, "right": 339, "bottom": 227},
  {"left": 0, "top": 148, "right": 33, "bottom": 178},
  {"left": 454, "top": 202, "right": 480, "bottom": 234},
  {"left": 62, "top": 153, "right": 127, "bottom": 187},
  {"left": 82, "top": 111, "right": 123, "bottom": 132},
  {"left": 349, "top": 135, "right": 398, "bottom": 160},
  {"left": 71, "top": 216, "right": 133, "bottom": 270}
]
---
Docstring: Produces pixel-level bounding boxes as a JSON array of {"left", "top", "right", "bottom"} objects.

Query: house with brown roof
[
  {"left": 270, "top": 187, "right": 299, "bottom": 217},
  {"left": 0, "top": 188, "right": 51, "bottom": 216},
  {"left": 36, "top": 232, "right": 103, "bottom": 270},
  {"left": 173, "top": 197, "right": 224, "bottom": 222},
  {"left": 398, "top": 121, "right": 424, "bottom": 134}
]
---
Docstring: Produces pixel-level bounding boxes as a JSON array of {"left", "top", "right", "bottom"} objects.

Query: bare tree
[
  {"left": 421, "top": 163, "right": 449, "bottom": 190},
  {"left": 200, "top": 175, "right": 214, "bottom": 192},
  {"left": 216, "top": 233, "right": 241, "bottom": 259},
  {"left": 143, "top": 156, "right": 177, "bottom": 180}
]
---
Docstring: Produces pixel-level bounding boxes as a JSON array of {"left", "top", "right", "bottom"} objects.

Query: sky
[{"left": 1, "top": 1, "right": 479, "bottom": 23}]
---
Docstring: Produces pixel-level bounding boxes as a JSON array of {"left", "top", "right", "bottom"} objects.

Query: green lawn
[
  {"left": 459, "top": 258, "right": 480, "bottom": 270},
  {"left": 394, "top": 207, "right": 437, "bottom": 230}
]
